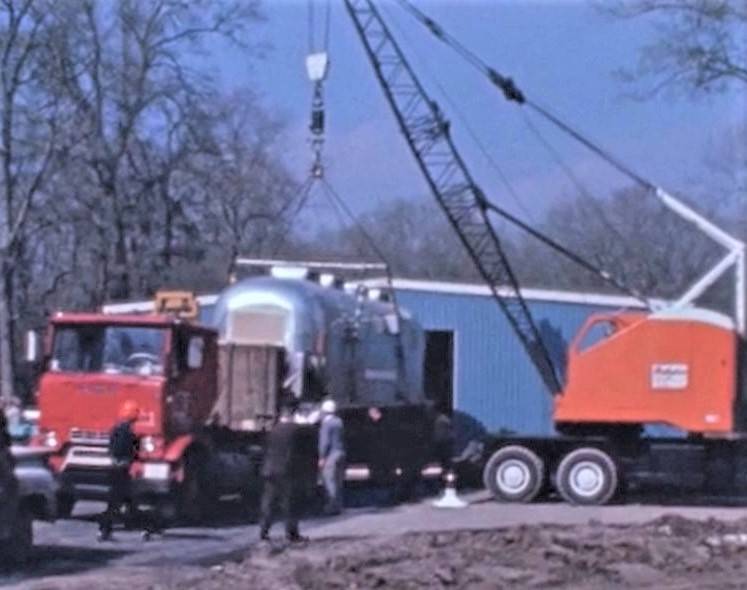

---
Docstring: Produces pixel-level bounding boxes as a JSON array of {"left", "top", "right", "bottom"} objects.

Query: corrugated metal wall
[
  {"left": 394, "top": 289, "right": 619, "bottom": 436},
  {"left": 198, "top": 286, "right": 621, "bottom": 437}
]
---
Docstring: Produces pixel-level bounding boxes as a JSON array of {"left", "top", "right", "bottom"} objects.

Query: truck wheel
[
  {"left": 483, "top": 445, "right": 545, "bottom": 503},
  {"left": 0, "top": 506, "right": 32, "bottom": 566},
  {"left": 556, "top": 447, "right": 618, "bottom": 506}
]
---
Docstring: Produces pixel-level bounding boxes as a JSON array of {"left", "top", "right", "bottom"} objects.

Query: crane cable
[
  {"left": 307, "top": 0, "right": 331, "bottom": 54},
  {"left": 378, "top": 1, "right": 536, "bottom": 225},
  {"left": 297, "top": 1, "right": 405, "bottom": 322},
  {"left": 393, "top": 0, "right": 654, "bottom": 192},
  {"left": 307, "top": 0, "right": 332, "bottom": 178},
  {"left": 519, "top": 109, "right": 643, "bottom": 265},
  {"left": 270, "top": 175, "right": 316, "bottom": 256},
  {"left": 271, "top": 0, "right": 331, "bottom": 257},
  {"left": 392, "top": 0, "right": 652, "bottom": 305},
  {"left": 318, "top": 177, "right": 410, "bottom": 378}
]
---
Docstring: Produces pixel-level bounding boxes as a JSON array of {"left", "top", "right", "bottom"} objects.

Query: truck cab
[{"left": 35, "top": 313, "right": 218, "bottom": 516}]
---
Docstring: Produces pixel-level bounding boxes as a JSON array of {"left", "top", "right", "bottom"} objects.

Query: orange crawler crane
[
  {"left": 480, "top": 196, "right": 746, "bottom": 506},
  {"left": 345, "top": 0, "right": 747, "bottom": 505}
]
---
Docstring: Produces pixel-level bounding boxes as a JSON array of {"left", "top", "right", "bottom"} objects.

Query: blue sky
[{"left": 210, "top": 0, "right": 745, "bottom": 225}]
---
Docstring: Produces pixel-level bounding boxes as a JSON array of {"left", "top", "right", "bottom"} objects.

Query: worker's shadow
[
  {"left": 0, "top": 545, "right": 129, "bottom": 585},
  {"left": 75, "top": 508, "right": 241, "bottom": 535}
]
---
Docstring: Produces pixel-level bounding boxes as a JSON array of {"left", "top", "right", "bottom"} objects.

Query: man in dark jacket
[
  {"left": 99, "top": 400, "right": 140, "bottom": 541},
  {"left": 259, "top": 406, "right": 307, "bottom": 542}
]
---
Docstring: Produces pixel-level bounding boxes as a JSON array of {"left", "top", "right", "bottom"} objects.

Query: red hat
[{"left": 119, "top": 400, "right": 140, "bottom": 421}]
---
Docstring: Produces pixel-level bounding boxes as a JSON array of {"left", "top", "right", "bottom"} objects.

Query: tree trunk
[{"left": 0, "top": 260, "right": 15, "bottom": 404}]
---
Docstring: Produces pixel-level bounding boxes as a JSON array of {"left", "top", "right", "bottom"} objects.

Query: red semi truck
[
  {"left": 32, "top": 279, "right": 434, "bottom": 519},
  {"left": 34, "top": 310, "right": 265, "bottom": 520}
]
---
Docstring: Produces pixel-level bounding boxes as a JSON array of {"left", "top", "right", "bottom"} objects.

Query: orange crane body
[{"left": 555, "top": 311, "right": 738, "bottom": 435}]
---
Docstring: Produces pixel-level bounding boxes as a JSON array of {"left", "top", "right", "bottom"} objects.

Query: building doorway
[{"left": 424, "top": 330, "right": 454, "bottom": 414}]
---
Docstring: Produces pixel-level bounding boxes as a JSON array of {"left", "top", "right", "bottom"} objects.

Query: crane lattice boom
[{"left": 344, "top": 0, "right": 561, "bottom": 393}]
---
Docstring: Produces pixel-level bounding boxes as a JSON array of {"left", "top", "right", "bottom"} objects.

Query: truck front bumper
[{"left": 59, "top": 466, "right": 177, "bottom": 503}]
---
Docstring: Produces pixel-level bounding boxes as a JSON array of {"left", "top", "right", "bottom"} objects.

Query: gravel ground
[
  {"left": 9, "top": 490, "right": 747, "bottom": 589},
  {"left": 12, "top": 513, "right": 747, "bottom": 589}
]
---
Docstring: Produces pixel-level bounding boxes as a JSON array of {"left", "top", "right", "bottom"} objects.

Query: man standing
[
  {"left": 318, "top": 399, "right": 345, "bottom": 515},
  {"left": 99, "top": 400, "right": 139, "bottom": 541},
  {"left": 259, "top": 405, "right": 307, "bottom": 542}
]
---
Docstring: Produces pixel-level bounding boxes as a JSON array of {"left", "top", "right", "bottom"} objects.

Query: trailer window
[{"left": 51, "top": 325, "right": 166, "bottom": 375}]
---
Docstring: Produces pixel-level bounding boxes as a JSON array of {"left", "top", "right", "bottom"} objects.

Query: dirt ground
[{"left": 17, "top": 514, "right": 747, "bottom": 590}]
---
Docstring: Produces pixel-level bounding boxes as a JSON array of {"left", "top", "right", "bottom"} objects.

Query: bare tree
[
  {"left": 0, "top": 0, "right": 307, "bottom": 402},
  {"left": 604, "top": 0, "right": 746, "bottom": 279},
  {"left": 604, "top": 0, "right": 747, "bottom": 96},
  {"left": 50, "top": 0, "right": 262, "bottom": 302},
  {"left": 196, "top": 94, "right": 299, "bottom": 281},
  {"left": 312, "top": 198, "right": 479, "bottom": 281},
  {"left": 0, "top": 0, "right": 67, "bottom": 402},
  {"left": 515, "top": 186, "right": 722, "bottom": 300}
]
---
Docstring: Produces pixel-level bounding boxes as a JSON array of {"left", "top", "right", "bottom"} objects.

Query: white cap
[{"left": 321, "top": 399, "right": 337, "bottom": 414}]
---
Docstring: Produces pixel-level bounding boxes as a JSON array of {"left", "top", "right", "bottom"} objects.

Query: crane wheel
[
  {"left": 555, "top": 447, "right": 618, "bottom": 506},
  {"left": 482, "top": 445, "right": 545, "bottom": 503}
]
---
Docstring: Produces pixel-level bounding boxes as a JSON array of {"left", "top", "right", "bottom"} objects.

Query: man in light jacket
[{"left": 318, "top": 399, "right": 345, "bottom": 515}]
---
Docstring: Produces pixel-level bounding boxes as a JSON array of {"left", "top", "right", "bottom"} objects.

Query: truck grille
[
  {"left": 69, "top": 428, "right": 110, "bottom": 446},
  {"left": 63, "top": 446, "right": 112, "bottom": 469}
]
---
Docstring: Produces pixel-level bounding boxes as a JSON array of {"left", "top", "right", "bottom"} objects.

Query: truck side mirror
[{"left": 25, "top": 330, "right": 41, "bottom": 363}]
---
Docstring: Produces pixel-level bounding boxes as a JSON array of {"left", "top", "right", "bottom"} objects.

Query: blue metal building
[
  {"left": 104, "top": 278, "right": 646, "bottom": 437},
  {"left": 361, "top": 279, "right": 646, "bottom": 437}
]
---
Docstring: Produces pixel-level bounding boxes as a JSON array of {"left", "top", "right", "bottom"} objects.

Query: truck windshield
[{"left": 51, "top": 325, "right": 166, "bottom": 376}]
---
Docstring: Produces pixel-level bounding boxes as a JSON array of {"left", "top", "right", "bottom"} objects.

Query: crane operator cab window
[
  {"left": 51, "top": 325, "right": 166, "bottom": 376},
  {"left": 576, "top": 319, "right": 618, "bottom": 353}
]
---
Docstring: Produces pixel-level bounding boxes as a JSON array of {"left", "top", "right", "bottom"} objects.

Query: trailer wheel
[
  {"left": 556, "top": 447, "right": 618, "bottom": 506},
  {"left": 483, "top": 445, "right": 545, "bottom": 503}
]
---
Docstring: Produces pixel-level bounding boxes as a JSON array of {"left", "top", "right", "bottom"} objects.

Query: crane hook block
[
  {"left": 306, "top": 52, "right": 330, "bottom": 82},
  {"left": 311, "top": 108, "right": 325, "bottom": 135}
]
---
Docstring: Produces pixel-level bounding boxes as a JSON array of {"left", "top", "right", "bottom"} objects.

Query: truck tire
[
  {"left": 483, "top": 445, "right": 545, "bottom": 503},
  {"left": 555, "top": 447, "right": 618, "bottom": 506},
  {"left": 178, "top": 452, "right": 210, "bottom": 523}
]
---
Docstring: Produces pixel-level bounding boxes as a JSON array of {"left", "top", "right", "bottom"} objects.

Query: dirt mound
[
  {"left": 14, "top": 516, "right": 747, "bottom": 589},
  {"left": 185, "top": 516, "right": 747, "bottom": 589}
]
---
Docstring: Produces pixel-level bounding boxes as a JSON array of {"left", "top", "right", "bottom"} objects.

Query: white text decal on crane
[{"left": 651, "top": 363, "right": 689, "bottom": 390}]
